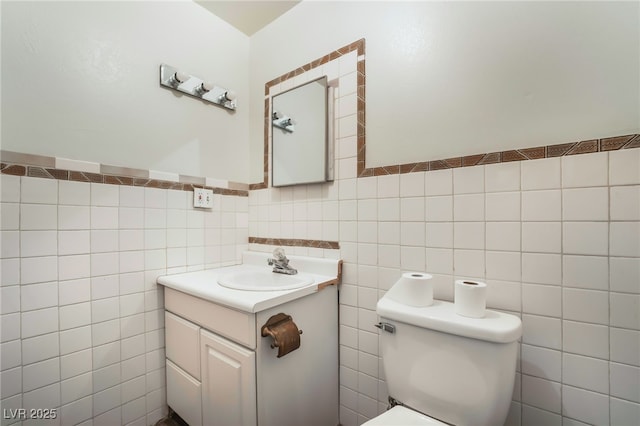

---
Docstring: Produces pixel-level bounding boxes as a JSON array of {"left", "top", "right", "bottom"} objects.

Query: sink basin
[{"left": 217, "top": 270, "right": 314, "bottom": 291}]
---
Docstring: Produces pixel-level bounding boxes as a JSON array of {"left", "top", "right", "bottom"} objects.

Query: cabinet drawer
[
  {"left": 166, "top": 311, "right": 200, "bottom": 380},
  {"left": 165, "top": 287, "right": 256, "bottom": 349},
  {"left": 167, "top": 359, "right": 202, "bottom": 426}
]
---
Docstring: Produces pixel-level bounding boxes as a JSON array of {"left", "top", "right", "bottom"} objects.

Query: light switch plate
[{"left": 193, "top": 188, "right": 214, "bottom": 209}]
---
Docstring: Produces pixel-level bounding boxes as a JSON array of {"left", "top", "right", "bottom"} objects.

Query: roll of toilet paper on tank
[
  {"left": 454, "top": 280, "right": 487, "bottom": 318},
  {"left": 387, "top": 272, "right": 434, "bottom": 307}
]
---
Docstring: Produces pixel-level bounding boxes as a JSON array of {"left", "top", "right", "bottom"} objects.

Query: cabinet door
[{"left": 200, "top": 329, "right": 257, "bottom": 426}]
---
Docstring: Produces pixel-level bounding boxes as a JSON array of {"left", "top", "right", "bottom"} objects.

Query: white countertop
[{"left": 156, "top": 252, "right": 341, "bottom": 313}]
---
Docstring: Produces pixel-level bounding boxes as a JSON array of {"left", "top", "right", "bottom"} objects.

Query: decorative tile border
[
  {"left": 248, "top": 237, "right": 340, "bottom": 250},
  {"left": 0, "top": 151, "right": 249, "bottom": 197},
  {"left": 251, "top": 38, "right": 366, "bottom": 191},
  {"left": 358, "top": 134, "right": 640, "bottom": 176}
]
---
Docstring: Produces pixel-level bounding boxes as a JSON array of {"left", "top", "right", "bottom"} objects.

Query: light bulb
[
  {"left": 168, "top": 70, "right": 189, "bottom": 87},
  {"left": 174, "top": 71, "right": 189, "bottom": 83},
  {"left": 218, "top": 90, "right": 237, "bottom": 105},
  {"left": 195, "top": 81, "right": 214, "bottom": 96}
]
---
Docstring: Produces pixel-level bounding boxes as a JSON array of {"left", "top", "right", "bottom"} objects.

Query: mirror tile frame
[{"left": 251, "top": 39, "right": 366, "bottom": 190}]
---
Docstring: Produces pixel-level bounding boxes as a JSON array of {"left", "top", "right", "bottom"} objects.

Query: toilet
[{"left": 365, "top": 288, "right": 522, "bottom": 426}]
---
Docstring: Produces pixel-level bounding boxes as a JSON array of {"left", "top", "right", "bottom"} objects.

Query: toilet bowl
[{"left": 367, "top": 288, "right": 522, "bottom": 426}]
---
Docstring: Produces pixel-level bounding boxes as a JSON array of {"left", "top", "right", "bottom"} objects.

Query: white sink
[{"left": 217, "top": 270, "right": 314, "bottom": 291}]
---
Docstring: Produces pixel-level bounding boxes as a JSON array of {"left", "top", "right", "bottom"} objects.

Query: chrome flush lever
[{"left": 375, "top": 322, "right": 396, "bottom": 334}]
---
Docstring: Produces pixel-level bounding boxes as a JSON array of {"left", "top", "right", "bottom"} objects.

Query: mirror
[{"left": 271, "top": 76, "right": 333, "bottom": 187}]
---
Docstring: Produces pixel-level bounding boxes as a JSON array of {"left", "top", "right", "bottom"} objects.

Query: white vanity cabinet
[{"left": 162, "top": 282, "right": 338, "bottom": 426}]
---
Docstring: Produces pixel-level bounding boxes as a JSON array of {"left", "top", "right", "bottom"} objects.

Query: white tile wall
[
  {"left": 248, "top": 147, "right": 640, "bottom": 426},
  {"left": 0, "top": 174, "right": 248, "bottom": 425}
]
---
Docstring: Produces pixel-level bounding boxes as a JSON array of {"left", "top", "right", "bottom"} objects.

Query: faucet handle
[{"left": 272, "top": 247, "right": 286, "bottom": 261}]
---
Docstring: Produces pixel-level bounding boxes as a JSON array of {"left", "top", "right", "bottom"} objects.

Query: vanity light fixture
[
  {"left": 159, "top": 63, "right": 237, "bottom": 111},
  {"left": 272, "top": 110, "right": 295, "bottom": 132}
]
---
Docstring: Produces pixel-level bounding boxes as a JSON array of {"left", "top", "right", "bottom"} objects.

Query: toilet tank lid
[{"left": 377, "top": 298, "right": 522, "bottom": 343}]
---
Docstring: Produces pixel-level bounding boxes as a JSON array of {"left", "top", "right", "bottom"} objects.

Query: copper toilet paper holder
[{"left": 261, "top": 313, "right": 303, "bottom": 358}]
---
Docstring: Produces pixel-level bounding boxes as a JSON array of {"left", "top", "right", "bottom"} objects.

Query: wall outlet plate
[{"left": 193, "top": 188, "right": 214, "bottom": 209}]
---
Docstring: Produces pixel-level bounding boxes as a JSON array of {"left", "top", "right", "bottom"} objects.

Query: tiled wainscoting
[
  {"left": 1, "top": 145, "right": 639, "bottom": 426},
  {"left": 249, "top": 147, "right": 640, "bottom": 426},
  {"left": 0, "top": 176, "right": 249, "bottom": 425}
]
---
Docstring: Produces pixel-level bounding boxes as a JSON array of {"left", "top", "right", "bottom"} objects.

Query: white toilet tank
[{"left": 376, "top": 296, "right": 522, "bottom": 426}]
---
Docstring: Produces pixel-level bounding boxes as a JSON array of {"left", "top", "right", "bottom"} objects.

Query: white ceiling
[{"left": 195, "top": 1, "right": 301, "bottom": 36}]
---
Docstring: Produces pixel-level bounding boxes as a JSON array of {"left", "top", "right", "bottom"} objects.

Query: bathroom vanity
[{"left": 157, "top": 252, "right": 341, "bottom": 426}]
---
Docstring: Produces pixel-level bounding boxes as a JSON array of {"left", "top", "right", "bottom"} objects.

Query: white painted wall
[
  {"left": 1, "top": 1, "right": 250, "bottom": 182},
  {"left": 249, "top": 1, "right": 640, "bottom": 182},
  {"left": 5, "top": 1, "right": 637, "bottom": 185}
]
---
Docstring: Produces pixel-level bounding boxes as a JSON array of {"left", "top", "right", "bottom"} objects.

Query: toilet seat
[{"left": 361, "top": 406, "right": 448, "bottom": 426}]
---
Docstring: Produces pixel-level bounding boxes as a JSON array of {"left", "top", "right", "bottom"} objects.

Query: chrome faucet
[{"left": 267, "top": 247, "right": 297, "bottom": 275}]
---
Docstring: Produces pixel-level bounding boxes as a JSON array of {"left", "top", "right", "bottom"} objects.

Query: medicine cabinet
[{"left": 271, "top": 76, "right": 334, "bottom": 187}]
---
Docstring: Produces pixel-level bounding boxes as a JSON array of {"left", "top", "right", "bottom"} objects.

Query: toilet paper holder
[{"left": 261, "top": 313, "right": 303, "bottom": 358}]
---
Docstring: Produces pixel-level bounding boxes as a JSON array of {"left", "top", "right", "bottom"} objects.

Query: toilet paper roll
[
  {"left": 387, "top": 272, "right": 434, "bottom": 307},
  {"left": 454, "top": 280, "right": 487, "bottom": 318}
]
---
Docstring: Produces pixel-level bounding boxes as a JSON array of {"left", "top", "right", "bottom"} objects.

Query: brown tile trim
[
  {"left": 0, "top": 164, "right": 27, "bottom": 176},
  {"left": 0, "top": 162, "right": 249, "bottom": 197},
  {"left": 258, "top": 39, "right": 367, "bottom": 189},
  {"left": 264, "top": 39, "right": 365, "bottom": 90},
  {"left": 601, "top": 134, "right": 640, "bottom": 151},
  {"left": 359, "top": 134, "right": 640, "bottom": 176},
  {"left": 249, "top": 237, "right": 340, "bottom": 250}
]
